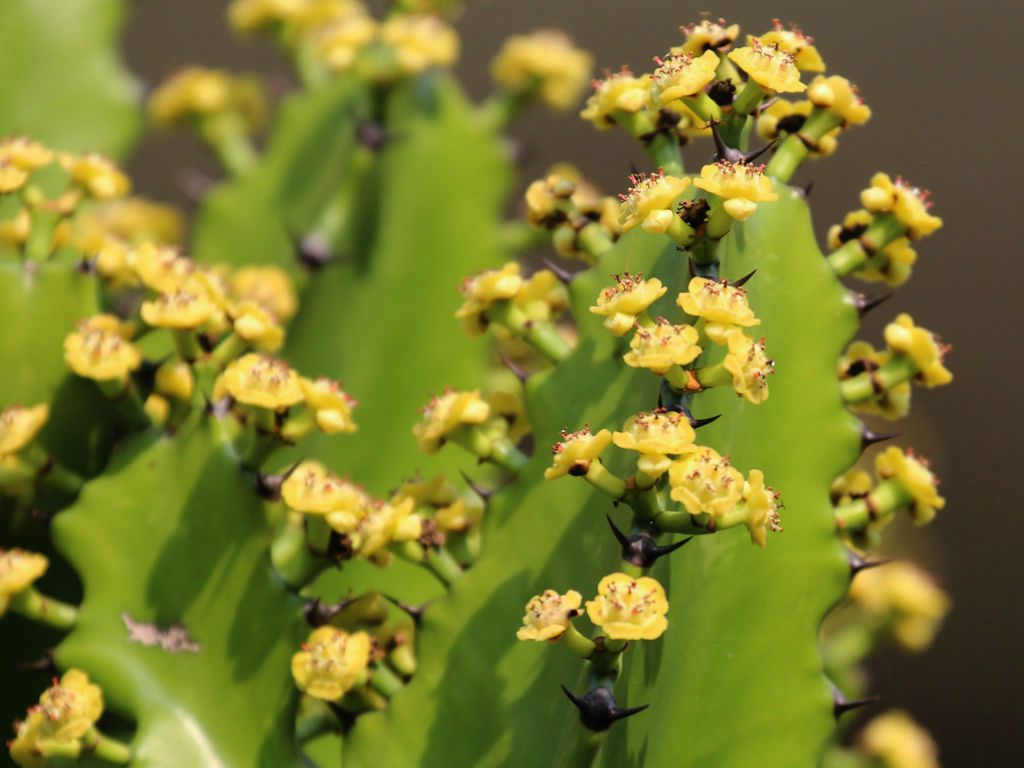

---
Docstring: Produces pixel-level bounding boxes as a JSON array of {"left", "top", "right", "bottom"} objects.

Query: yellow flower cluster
[
  {"left": 523, "top": 166, "right": 621, "bottom": 257},
  {"left": 413, "top": 389, "right": 491, "bottom": 454},
  {"left": 0, "top": 138, "right": 54, "bottom": 194},
  {"left": 623, "top": 319, "right": 702, "bottom": 375},
  {"left": 217, "top": 354, "right": 305, "bottom": 410},
  {"left": 722, "top": 328, "right": 774, "bottom": 404},
  {"left": 589, "top": 273, "right": 667, "bottom": 336},
  {"left": 875, "top": 446, "right": 945, "bottom": 526},
  {"left": 60, "top": 153, "right": 131, "bottom": 201},
  {"left": 0, "top": 549, "right": 48, "bottom": 615},
  {"left": 677, "top": 276, "right": 761, "bottom": 341},
  {"left": 586, "top": 573, "right": 669, "bottom": 640},
  {"left": 849, "top": 561, "right": 951, "bottom": 652},
  {"left": 756, "top": 100, "right": 839, "bottom": 157},
  {"left": 650, "top": 50, "right": 719, "bottom": 108},
  {"left": 668, "top": 446, "right": 744, "bottom": 518},
  {"left": 300, "top": 377, "right": 358, "bottom": 434},
  {"left": 806, "top": 75, "right": 870, "bottom": 126},
  {"left": 580, "top": 69, "right": 652, "bottom": 130},
  {"left": 148, "top": 67, "right": 267, "bottom": 132},
  {"left": 63, "top": 314, "right": 141, "bottom": 384},
  {"left": 827, "top": 210, "right": 917, "bottom": 286},
  {"left": 860, "top": 173, "right": 942, "bottom": 240},
  {"left": 9, "top": 670, "right": 104, "bottom": 765},
  {"left": 454, "top": 262, "right": 524, "bottom": 336},
  {"left": 861, "top": 711, "right": 940, "bottom": 768},
  {"left": 291, "top": 626, "right": 372, "bottom": 701},
  {"left": 380, "top": 14, "right": 459, "bottom": 75},
  {"left": 675, "top": 18, "right": 740, "bottom": 56},
  {"left": 0, "top": 404, "right": 49, "bottom": 458},
  {"left": 391, "top": 473, "right": 482, "bottom": 534},
  {"left": 313, "top": 4, "right": 377, "bottom": 71},
  {"left": 883, "top": 314, "right": 952, "bottom": 389},
  {"left": 612, "top": 409, "right": 696, "bottom": 479},
  {"left": 757, "top": 22, "right": 825, "bottom": 71},
  {"left": 837, "top": 341, "right": 911, "bottom": 420},
  {"left": 618, "top": 170, "right": 691, "bottom": 234},
  {"left": 490, "top": 30, "right": 593, "bottom": 110},
  {"left": 694, "top": 160, "right": 778, "bottom": 222},
  {"left": 544, "top": 426, "right": 612, "bottom": 480}
]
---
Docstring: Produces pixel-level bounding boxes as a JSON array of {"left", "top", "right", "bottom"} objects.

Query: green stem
[
  {"left": 499, "top": 221, "right": 548, "bottom": 252},
  {"left": 827, "top": 215, "right": 907, "bottom": 276},
  {"left": 271, "top": 513, "right": 325, "bottom": 588},
  {"left": 38, "top": 726, "right": 131, "bottom": 763},
  {"left": 646, "top": 133, "right": 684, "bottom": 176},
  {"left": 424, "top": 545, "right": 464, "bottom": 587},
  {"left": 665, "top": 216, "right": 697, "bottom": 248},
  {"left": 682, "top": 93, "right": 722, "bottom": 124},
  {"left": 450, "top": 427, "right": 529, "bottom": 474},
  {"left": 41, "top": 461, "right": 84, "bottom": 495},
  {"left": 96, "top": 379, "right": 152, "bottom": 431},
  {"left": 210, "top": 332, "right": 248, "bottom": 367},
  {"left": 585, "top": 461, "right": 627, "bottom": 499},
  {"left": 731, "top": 80, "right": 765, "bottom": 116},
  {"left": 486, "top": 301, "right": 572, "bottom": 363},
  {"left": 200, "top": 113, "right": 259, "bottom": 176},
  {"left": 696, "top": 361, "right": 731, "bottom": 389},
  {"left": 9, "top": 587, "right": 78, "bottom": 630},
  {"left": 477, "top": 89, "right": 530, "bottom": 131},
  {"left": 370, "top": 661, "right": 405, "bottom": 698},
  {"left": 490, "top": 436, "right": 530, "bottom": 474},
  {"left": 296, "top": 700, "right": 342, "bottom": 743},
  {"left": 577, "top": 222, "right": 616, "bottom": 260},
  {"left": 765, "top": 109, "right": 841, "bottom": 182},
  {"left": 562, "top": 623, "right": 597, "bottom": 659},
  {"left": 834, "top": 478, "right": 912, "bottom": 531},
  {"left": 650, "top": 508, "right": 715, "bottom": 535},
  {"left": 840, "top": 355, "right": 918, "bottom": 404}
]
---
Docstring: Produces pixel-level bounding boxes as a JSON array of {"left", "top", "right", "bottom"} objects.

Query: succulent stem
[
  {"left": 765, "top": 109, "right": 841, "bottom": 182},
  {"left": 840, "top": 355, "right": 918, "bottom": 404},
  {"left": 9, "top": 586, "right": 78, "bottom": 630}
]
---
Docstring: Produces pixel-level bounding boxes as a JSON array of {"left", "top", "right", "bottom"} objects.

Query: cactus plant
[{"left": 1, "top": 5, "right": 952, "bottom": 768}]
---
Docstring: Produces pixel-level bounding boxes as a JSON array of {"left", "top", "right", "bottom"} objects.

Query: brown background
[{"left": 124, "top": 1, "right": 1023, "bottom": 764}]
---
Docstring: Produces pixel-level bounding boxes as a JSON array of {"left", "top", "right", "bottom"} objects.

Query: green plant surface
[
  {"left": 51, "top": 416, "right": 306, "bottom": 768},
  {"left": 340, "top": 188, "right": 861, "bottom": 767},
  {"left": 0, "top": 0, "right": 138, "bottom": 158}
]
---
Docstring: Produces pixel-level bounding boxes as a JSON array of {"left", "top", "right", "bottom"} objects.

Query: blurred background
[{"left": 45, "top": 0, "right": 1024, "bottom": 763}]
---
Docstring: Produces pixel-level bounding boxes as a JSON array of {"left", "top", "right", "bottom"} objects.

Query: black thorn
[
  {"left": 833, "top": 690, "right": 879, "bottom": 719},
  {"left": 500, "top": 355, "right": 530, "bottom": 382},
  {"left": 741, "top": 138, "right": 778, "bottom": 164},
  {"left": 356, "top": 120, "right": 389, "bottom": 152},
  {"left": 860, "top": 423, "right": 901, "bottom": 450},
  {"left": 848, "top": 549, "right": 890, "bottom": 577},
  {"left": 708, "top": 120, "right": 730, "bottom": 161},
  {"left": 606, "top": 514, "right": 630, "bottom": 548},
  {"left": 75, "top": 256, "right": 95, "bottom": 275},
  {"left": 732, "top": 268, "right": 758, "bottom": 287},
  {"left": 852, "top": 291, "right": 893, "bottom": 318},
  {"left": 296, "top": 234, "right": 336, "bottom": 270},
  {"left": 688, "top": 256, "right": 698, "bottom": 280},
  {"left": 303, "top": 597, "right": 345, "bottom": 627},
  {"left": 14, "top": 648, "right": 55, "bottom": 673},
  {"left": 651, "top": 536, "right": 693, "bottom": 558},
  {"left": 179, "top": 169, "right": 213, "bottom": 203},
  {"left": 542, "top": 258, "right": 575, "bottom": 284},
  {"left": 708, "top": 121, "right": 778, "bottom": 164},
  {"left": 255, "top": 460, "right": 303, "bottom": 501},
  {"left": 562, "top": 685, "right": 649, "bottom": 731},
  {"left": 382, "top": 593, "right": 433, "bottom": 625},
  {"left": 796, "top": 180, "right": 815, "bottom": 199},
  {"left": 689, "top": 413, "right": 721, "bottom": 429},
  {"left": 327, "top": 701, "right": 358, "bottom": 730},
  {"left": 459, "top": 469, "right": 493, "bottom": 501}
]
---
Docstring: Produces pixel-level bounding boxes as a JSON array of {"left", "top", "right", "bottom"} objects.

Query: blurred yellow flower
[{"left": 291, "top": 626, "right": 371, "bottom": 701}]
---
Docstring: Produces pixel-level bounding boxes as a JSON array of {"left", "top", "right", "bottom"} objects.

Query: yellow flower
[
  {"left": 728, "top": 39, "right": 806, "bottom": 93},
  {"left": 694, "top": 160, "right": 778, "bottom": 221},
  {"left": 228, "top": 300, "right": 284, "bottom": 351},
  {"left": 381, "top": 14, "right": 459, "bottom": 75},
  {"left": 755, "top": 99, "right": 839, "bottom": 157},
  {"left": 315, "top": 10, "right": 378, "bottom": 72},
  {"left": 524, "top": 172, "right": 577, "bottom": 227},
  {"left": 883, "top": 314, "right": 952, "bottom": 388},
  {"left": 585, "top": 573, "right": 668, "bottom": 640},
  {"left": 281, "top": 460, "right": 370, "bottom": 516},
  {"left": 0, "top": 160, "right": 29, "bottom": 194},
  {"left": 517, "top": 589, "right": 583, "bottom": 642},
  {"left": 675, "top": 18, "right": 740, "bottom": 56},
  {"left": 434, "top": 498, "right": 482, "bottom": 532},
  {"left": 668, "top": 447, "right": 744, "bottom": 518},
  {"left": 454, "top": 262, "right": 524, "bottom": 336},
  {"left": 545, "top": 426, "right": 612, "bottom": 480},
  {"left": 8, "top": 707, "right": 47, "bottom": 767},
  {"left": 349, "top": 498, "right": 421, "bottom": 558},
  {"left": 0, "top": 549, "right": 48, "bottom": 615},
  {"left": 676, "top": 276, "right": 761, "bottom": 331},
  {"left": 827, "top": 210, "right": 918, "bottom": 285},
  {"left": 229, "top": 265, "right": 298, "bottom": 321},
  {"left": 413, "top": 389, "right": 491, "bottom": 455},
  {"left": 756, "top": 23, "right": 825, "bottom": 72},
  {"left": 300, "top": 377, "right": 358, "bottom": 434},
  {"left": 490, "top": 29, "right": 593, "bottom": 110},
  {"left": 514, "top": 269, "right": 569, "bottom": 324},
  {"left": 860, "top": 173, "right": 942, "bottom": 240},
  {"left": 589, "top": 273, "right": 667, "bottom": 336},
  {"left": 875, "top": 446, "right": 945, "bottom": 526},
  {"left": 580, "top": 69, "right": 652, "bottom": 129},
  {"left": 227, "top": 0, "right": 305, "bottom": 33},
  {"left": 291, "top": 626, "right": 372, "bottom": 701},
  {"left": 148, "top": 68, "right": 266, "bottom": 132},
  {"left": 140, "top": 282, "right": 221, "bottom": 331},
  {"left": 155, "top": 360, "right": 195, "bottom": 401},
  {"left": 36, "top": 669, "right": 104, "bottom": 742},
  {"left": 722, "top": 329, "right": 774, "bottom": 404},
  {"left": 618, "top": 170, "right": 691, "bottom": 233},
  {"left": 0, "top": 404, "right": 49, "bottom": 457},
  {"left": 837, "top": 341, "right": 911, "bottom": 420},
  {"left": 830, "top": 468, "right": 873, "bottom": 505},
  {"left": 651, "top": 49, "right": 719, "bottom": 107},
  {"left": 64, "top": 315, "right": 142, "bottom": 383},
  {"left": 738, "top": 469, "right": 782, "bottom": 547},
  {"left": 392, "top": 473, "right": 458, "bottom": 508},
  {"left": 861, "top": 711, "right": 940, "bottom": 768},
  {"left": 623, "top": 319, "right": 702, "bottom": 375},
  {"left": 849, "top": 562, "right": 951, "bottom": 652},
  {"left": 612, "top": 409, "right": 696, "bottom": 479},
  {"left": 60, "top": 153, "right": 130, "bottom": 200},
  {"left": 217, "top": 354, "right": 304, "bottom": 410},
  {"left": 0, "top": 207, "right": 31, "bottom": 246},
  {"left": 806, "top": 75, "right": 871, "bottom": 126},
  {"left": 0, "top": 137, "right": 54, "bottom": 172}
]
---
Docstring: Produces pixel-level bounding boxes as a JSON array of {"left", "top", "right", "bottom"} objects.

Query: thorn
[
  {"left": 860, "top": 423, "right": 901, "bottom": 450},
  {"left": 459, "top": 469, "right": 493, "bottom": 502},
  {"left": 356, "top": 120, "right": 389, "bottom": 152},
  {"left": 689, "top": 413, "right": 721, "bottom": 429},
  {"left": 688, "top": 256, "right": 698, "bottom": 280},
  {"left": 833, "top": 688, "right": 879, "bottom": 719},
  {"left": 562, "top": 685, "right": 649, "bottom": 731},
  {"left": 708, "top": 121, "right": 778, "bottom": 164},
  {"left": 255, "top": 460, "right": 303, "bottom": 501},
  {"left": 606, "top": 514, "right": 631, "bottom": 548},
  {"left": 500, "top": 355, "right": 530, "bottom": 382},
  {"left": 796, "top": 180, "right": 815, "bottom": 199},
  {"left": 608, "top": 515, "right": 691, "bottom": 567},
  {"left": 732, "top": 268, "right": 757, "bottom": 287},
  {"left": 651, "top": 536, "right": 693, "bottom": 559},
  {"left": 14, "top": 648, "right": 55, "bottom": 673},
  {"left": 203, "top": 392, "right": 232, "bottom": 419},
  {"left": 296, "top": 234, "right": 336, "bottom": 270},
  {"left": 303, "top": 597, "right": 344, "bottom": 627},
  {"left": 75, "top": 256, "right": 95, "bottom": 275},
  {"left": 852, "top": 291, "right": 893, "bottom": 318},
  {"left": 179, "top": 169, "right": 213, "bottom": 203},
  {"left": 542, "top": 258, "right": 575, "bottom": 283},
  {"left": 847, "top": 549, "right": 890, "bottom": 577},
  {"left": 382, "top": 594, "right": 433, "bottom": 626}
]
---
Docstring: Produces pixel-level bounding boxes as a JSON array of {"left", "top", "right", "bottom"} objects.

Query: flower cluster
[
  {"left": 617, "top": 170, "right": 691, "bottom": 234},
  {"left": 589, "top": 272, "right": 666, "bottom": 336},
  {"left": 849, "top": 561, "right": 951, "bottom": 652},
  {"left": 0, "top": 549, "right": 48, "bottom": 615},
  {"left": 693, "top": 160, "right": 778, "bottom": 222},
  {"left": 860, "top": 173, "right": 942, "bottom": 241},
  {"left": 291, "top": 626, "right": 372, "bottom": 701},
  {"left": 9, "top": 670, "right": 105, "bottom": 765},
  {"left": 490, "top": 29, "right": 593, "bottom": 110},
  {"left": 827, "top": 209, "right": 917, "bottom": 286},
  {"left": 148, "top": 67, "right": 266, "bottom": 133}
]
